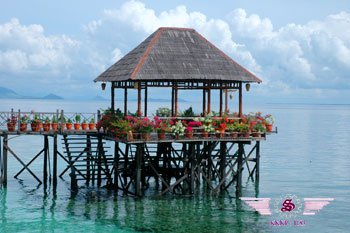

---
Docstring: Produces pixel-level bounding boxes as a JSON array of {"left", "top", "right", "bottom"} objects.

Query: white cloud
[{"left": 0, "top": 18, "right": 79, "bottom": 75}]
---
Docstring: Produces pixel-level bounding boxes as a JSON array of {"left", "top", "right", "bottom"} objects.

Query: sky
[{"left": 0, "top": 0, "right": 350, "bottom": 103}]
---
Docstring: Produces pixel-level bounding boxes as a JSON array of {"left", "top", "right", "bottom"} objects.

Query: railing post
[{"left": 17, "top": 109, "right": 21, "bottom": 132}]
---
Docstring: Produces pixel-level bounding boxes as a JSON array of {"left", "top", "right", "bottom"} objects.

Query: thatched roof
[{"left": 94, "top": 27, "right": 261, "bottom": 83}]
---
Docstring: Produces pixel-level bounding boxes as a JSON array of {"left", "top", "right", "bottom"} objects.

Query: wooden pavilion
[{"left": 94, "top": 27, "right": 261, "bottom": 117}]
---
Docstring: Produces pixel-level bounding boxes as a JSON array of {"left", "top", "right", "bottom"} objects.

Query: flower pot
[
  {"left": 240, "top": 132, "right": 250, "bottom": 138},
  {"left": 43, "top": 123, "right": 50, "bottom": 132},
  {"left": 88, "top": 123, "right": 95, "bottom": 130},
  {"left": 266, "top": 124, "right": 273, "bottom": 132},
  {"left": 158, "top": 132, "right": 166, "bottom": 140},
  {"left": 7, "top": 122, "right": 16, "bottom": 132},
  {"left": 66, "top": 123, "right": 73, "bottom": 130},
  {"left": 74, "top": 123, "right": 80, "bottom": 130},
  {"left": 202, "top": 131, "right": 209, "bottom": 138},
  {"left": 31, "top": 123, "right": 40, "bottom": 132},
  {"left": 251, "top": 132, "right": 261, "bottom": 138},
  {"left": 142, "top": 133, "right": 151, "bottom": 141},
  {"left": 185, "top": 131, "right": 193, "bottom": 139},
  {"left": 51, "top": 123, "right": 58, "bottom": 131},
  {"left": 20, "top": 123, "right": 27, "bottom": 132},
  {"left": 60, "top": 123, "right": 66, "bottom": 130},
  {"left": 230, "top": 132, "right": 238, "bottom": 138},
  {"left": 81, "top": 123, "right": 88, "bottom": 130}
]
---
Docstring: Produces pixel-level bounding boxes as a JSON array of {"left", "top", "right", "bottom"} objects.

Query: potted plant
[
  {"left": 226, "top": 123, "right": 239, "bottom": 138},
  {"left": 111, "top": 119, "right": 133, "bottom": 140},
  {"left": 31, "top": 113, "right": 41, "bottom": 132},
  {"left": 66, "top": 119, "right": 73, "bottom": 130},
  {"left": 252, "top": 123, "right": 266, "bottom": 137},
  {"left": 156, "top": 107, "right": 171, "bottom": 117},
  {"left": 7, "top": 115, "right": 17, "bottom": 132},
  {"left": 153, "top": 116, "right": 170, "bottom": 140},
  {"left": 74, "top": 114, "right": 81, "bottom": 130},
  {"left": 137, "top": 117, "right": 153, "bottom": 140},
  {"left": 19, "top": 115, "right": 29, "bottom": 132},
  {"left": 202, "top": 124, "right": 215, "bottom": 138},
  {"left": 264, "top": 114, "right": 275, "bottom": 132},
  {"left": 81, "top": 118, "right": 88, "bottom": 130},
  {"left": 171, "top": 120, "right": 185, "bottom": 139},
  {"left": 238, "top": 123, "right": 250, "bottom": 138},
  {"left": 185, "top": 126, "right": 194, "bottom": 139},
  {"left": 88, "top": 118, "right": 95, "bottom": 130},
  {"left": 51, "top": 116, "right": 59, "bottom": 131},
  {"left": 43, "top": 117, "right": 51, "bottom": 132}
]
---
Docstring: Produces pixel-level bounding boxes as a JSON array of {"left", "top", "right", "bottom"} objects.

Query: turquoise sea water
[{"left": 0, "top": 99, "right": 350, "bottom": 233}]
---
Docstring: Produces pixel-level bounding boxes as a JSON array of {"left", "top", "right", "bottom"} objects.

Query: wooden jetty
[{"left": 0, "top": 27, "right": 276, "bottom": 196}]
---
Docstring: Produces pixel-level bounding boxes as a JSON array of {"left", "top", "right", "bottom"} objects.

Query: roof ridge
[
  {"left": 158, "top": 27, "right": 195, "bottom": 31},
  {"left": 194, "top": 31, "right": 262, "bottom": 83},
  {"left": 130, "top": 28, "right": 164, "bottom": 80}
]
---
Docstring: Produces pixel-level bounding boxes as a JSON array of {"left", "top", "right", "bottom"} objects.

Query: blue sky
[{"left": 0, "top": 0, "right": 349, "bottom": 103}]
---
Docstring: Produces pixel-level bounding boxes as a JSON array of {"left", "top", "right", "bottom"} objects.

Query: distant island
[{"left": 0, "top": 86, "right": 63, "bottom": 100}]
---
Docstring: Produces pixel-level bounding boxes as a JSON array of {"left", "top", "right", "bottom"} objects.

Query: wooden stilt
[
  {"left": 43, "top": 135, "right": 49, "bottom": 186},
  {"left": 135, "top": 144, "right": 142, "bottom": 196},
  {"left": 53, "top": 134, "right": 58, "bottom": 188},
  {"left": 97, "top": 135, "right": 103, "bottom": 187},
  {"left": 86, "top": 135, "right": 91, "bottom": 185},
  {"left": 1, "top": 135, "right": 7, "bottom": 186},
  {"left": 236, "top": 143, "right": 243, "bottom": 196},
  {"left": 190, "top": 143, "right": 195, "bottom": 194},
  {"left": 220, "top": 142, "right": 226, "bottom": 191},
  {"left": 255, "top": 141, "right": 260, "bottom": 182},
  {"left": 114, "top": 142, "right": 119, "bottom": 192}
]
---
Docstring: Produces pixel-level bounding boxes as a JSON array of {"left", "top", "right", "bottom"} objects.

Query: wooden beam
[
  {"left": 225, "top": 89, "right": 228, "bottom": 114},
  {"left": 124, "top": 87, "right": 128, "bottom": 116},
  {"left": 144, "top": 84, "right": 148, "bottom": 117},
  {"left": 111, "top": 82, "right": 115, "bottom": 112},
  {"left": 137, "top": 82, "right": 141, "bottom": 117},
  {"left": 239, "top": 82, "right": 243, "bottom": 117}
]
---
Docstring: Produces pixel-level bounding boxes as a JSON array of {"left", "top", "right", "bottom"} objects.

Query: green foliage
[
  {"left": 253, "top": 123, "right": 266, "bottom": 133},
  {"left": 226, "top": 123, "right": 239, "bottom": 132},
  {"left": 181, "top": 106, "right": 195, "bottom": 117},
  {"left": 51, "top": 116, "right": 58, "bottom": 123},
  {"left": 156, "top": 107, "right": 171, "bottom": 117},
  {"left": 75, "top": 114, "right": 81, "bottom": 123}
]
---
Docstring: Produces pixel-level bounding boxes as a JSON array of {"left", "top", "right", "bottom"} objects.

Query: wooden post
[
  {"left": 111, "top": 82, "right": 115, "bottom": 112},
  {"left": 207, "top": 86, "right": 211, "bottom": 114},
  {"left": 220, "top": 142, "right": 226, "bottom": 191},
  {"left": 43, "top": 135, "right": 48, "bottom": 186},
  {"left": 171, "top": 86, "right": 175, "bottom": 116},
  {"left": 238, "top": 82, "right": 243, "bottom": 117},
  {"left": 97, "top": 136, "right": 103, "bottom": 187},
  {"left": 114, "top": 142, "right": 119, "bottom": 192},
  {"left": 135, "top": 144, "right": 142, "bottom": 196},
  {"left": 86, "top": 135, "right": 91, "bottom": 185},
  {"left": 53, "top": 134, "right": 58, "bottom": 188},
  {"left": 202, "top": 89, "right": 206, "bottom": 116},
  {"left": 2, "top": 135, "right": 8, "bottom": 186},
  {"left": 190, "top": 143, "right": 195, "bottom": 194},
  {"left": 219, "top": 87, "right": 223, "bottom": 117},
  {"left": 124, "top": 87, "right": 128, "bottom": 116},
  {"left": 255, "top": 141, "right": 260, "bottom": 182},
  {"left": 236, "top": 143, "right": 243, "bottom": 196},
  {"left": 144, "top": 84, "right": 148, "bottom": 117},
  {"left": 174, "top": 85, "right": 178, "bottom": 117},
  {"left": 137, "top": 82, "right": 142, "bottom": 117}
]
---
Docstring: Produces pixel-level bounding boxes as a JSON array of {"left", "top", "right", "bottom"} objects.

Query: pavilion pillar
[
  {"left": 238, "top": 82, "right": 243, "bottom": 117},
  {"left": 225, "top": 89, "right": 228, "bottom": 114},
  {"left": 219, "top": 86, "right": 223, "bottom": 117},
  {"left": 124, "top": 87, "right": 128, "bottom": 116},
  {"left": 207, "top": 86, "right": 211, "bottom": 114},
  {"left": 111, "top": 82, "right": 115, "bottom": 112},
  {"left": 171, "top": 86, "right": 175, "bottom": 116},
  {"left": 144, "top": 84, "right": 148, "bottom": 117},
  {"left": 202, "top": 88, "right": 206, "bottom": 116},
  {"left": 174, "top": 84, "right": 178, "bottom": 117},
  {"left": 137, "top": 82, "right": 142, "bottom": 117}
]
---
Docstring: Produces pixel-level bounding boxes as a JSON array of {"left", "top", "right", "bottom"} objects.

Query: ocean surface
[{"left": 0, "top": 99, "right": 349, "bottom": 233}]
